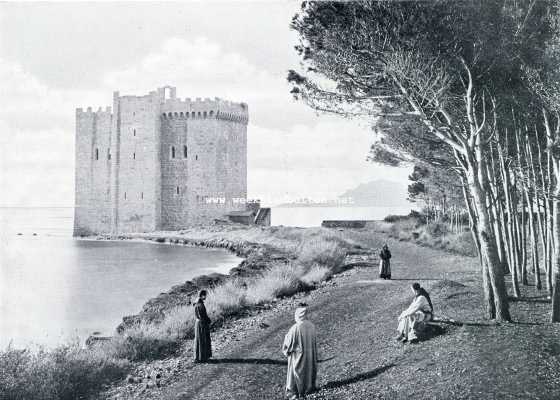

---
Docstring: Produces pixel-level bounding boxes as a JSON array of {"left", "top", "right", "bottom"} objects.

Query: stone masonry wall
[
  {"left": 113, "top": 92, "right": 161, "bottom": 233},
  {"left": 159, "top": 97, "right": 248, "bottom": 228},
  {"left": 74, "top": 107, "right": 113, "bottom": 235},
  {"left": 73, "top": 87, "right": 248, "bottom": 235}
]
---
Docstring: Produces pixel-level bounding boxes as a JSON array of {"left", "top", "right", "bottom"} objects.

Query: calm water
[
  {"left": 0, "top": 208, "right": 241, "bottom": 348},
  {"left": 0, "top": 205, "right": 409, "bottom": 347},
  {"left": 271, "top": 205, "right": 413, "bottom": 227}
]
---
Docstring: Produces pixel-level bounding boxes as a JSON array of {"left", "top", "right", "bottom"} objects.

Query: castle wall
[
  {"left": 112, "top": 92, "right": 162, "bottom": 233},
  {"left": 73, "top": 107, "right": 113, "bottom": 235},
  {"left": 74, "top": 87, "right": 248, "bottom": 235},
  {"left": 159, "top": 98, "right": 248, "bottom": 228}
]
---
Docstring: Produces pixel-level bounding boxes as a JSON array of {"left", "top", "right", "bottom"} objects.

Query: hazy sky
[{"left": 0, "top": 1, "right": 409, "bottom": 207}]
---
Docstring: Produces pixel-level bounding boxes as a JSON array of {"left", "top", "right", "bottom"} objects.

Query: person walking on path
[
  {"left": 282, "top": 303, "right": 318, "bottom": 399},
  {"left": 395, "top": 283, "right": 434, "bottom": 343},
  {"left": 379, "top": 244, "right": 392, "bottom": 279},
  {"left": 193, "top": 290, "right": 212, "bottom": 363}
]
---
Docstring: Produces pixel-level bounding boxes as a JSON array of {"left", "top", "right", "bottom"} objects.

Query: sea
[{"left": 0, "top": 205, "right": 411, "bottom": 348}]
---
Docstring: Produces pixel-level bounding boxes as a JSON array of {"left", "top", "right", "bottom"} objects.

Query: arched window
[
  {"left": 191, "top": 111, "right": 196, "bottom": 118},
  {"left": 95, "top": 148, "right": 99, "bottom": 160},
  {"left": 107, "top": 148, "right": 111, "bottom": 160},
  {"left": 171, "top": 146, "right": 176, "bottom": 159},
  {"left": 195, "top": 154, "right": 198, "bottom": 161},
  {"left": 198, "top": 112, "right": 201, "bottom": 118},
  {"left": 168, "top": 112, "right": 173, "bottom": 118},
  {"left": 209, "top": 111, "right": 214, "bottom": 117},
  {"left": 183, "top": 145, "right": 188, "bottom": 158},
  {"left": 176, "top": 186, "right": 180, "bottom": 195},
  {"left": 186, "top": 112, "right": 189, "bottom": 118},
  {"left": 141, "top": 192, "right": 143, "bottom": 200},
  {"left": 133, "top": 152, "right": 136, "bottom": 160},
  {"left": 162, "top": 113, "right": 167, "bottom": 119},
  {"left": 133, "top": 129, "right": 136, "bottom": 136},
  {"left": 124, "top": 192, "right": 127, "bottom": 200},
  {"left": 203, "top": 111, "right": 207, "bottom": 118}
]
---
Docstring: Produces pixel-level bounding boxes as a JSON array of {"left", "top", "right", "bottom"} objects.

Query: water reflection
[{"left": 1, "top": 234, "right": 240, "bottom": 348}]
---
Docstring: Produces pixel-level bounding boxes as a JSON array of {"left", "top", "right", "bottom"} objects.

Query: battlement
[
  {"left": 74, "top": 85, "right": 248, "bottom": 235},
  {"left": 160, "top": 95, "right": 248, "bottom": 124},
  {"left": 76, "top": 106, "right": 112, "bottom": 116}
]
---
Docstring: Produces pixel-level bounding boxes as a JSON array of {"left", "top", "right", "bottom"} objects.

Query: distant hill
[
  {"left": 277, "top": 180, "right": 410, "bottom": 207},
  {"left": 338, "top": 179, "right": 409, "bottom": 207}
]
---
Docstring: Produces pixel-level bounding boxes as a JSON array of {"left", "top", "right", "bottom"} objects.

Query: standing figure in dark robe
[
  {"left": 379, "top": 244, "right": 392, "bottom": 279},
  {"left": 282, "top": 303, "right": 318, "bottom": 399},
  {"left": 193, "top": 290, "right": 212, "bottom": 362}
]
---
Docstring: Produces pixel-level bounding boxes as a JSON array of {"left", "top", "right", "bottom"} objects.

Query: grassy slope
[
  {"left": 106, "top": 228, "right": 560, "bottom": 400},
  {"left": 0, "top": 225, "right": 354, "bottom": 400}
]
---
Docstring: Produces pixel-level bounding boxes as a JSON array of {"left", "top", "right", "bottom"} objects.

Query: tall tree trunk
[
  {"left": 542, "top": 109, "right": 560, "bottom": 321},
  {"left": 468, "top": 163, "right": 511, "bottom": 321},
  {"left": 527, "top": 191, "right": 542, "bottom": 289},
  {"left": 551, "top": 187, "right": 560, "bottom": 321}
]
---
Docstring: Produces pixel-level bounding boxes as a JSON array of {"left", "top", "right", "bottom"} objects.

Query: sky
[{"left": 0, "top": 1, "right": 410, "bottom": 207}]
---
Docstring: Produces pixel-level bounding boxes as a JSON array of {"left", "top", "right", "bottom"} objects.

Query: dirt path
[{"left": 105, "top": 233, "right": 560, "bottom": 400}]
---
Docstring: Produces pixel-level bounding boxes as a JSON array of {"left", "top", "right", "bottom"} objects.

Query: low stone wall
[{"left": 322, "top": 220, "right": 373, "bottom": 228}]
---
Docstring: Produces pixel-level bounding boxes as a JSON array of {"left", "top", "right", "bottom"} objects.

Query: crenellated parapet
[
  {"left": 160, "top": 95, "right": 249, "bottom": 124},
  {"left": 74, "top": 85, "right": 248, "bottom": 236},
  {"left": 76, "top": 106, "right": 112, "bottom": 116}
]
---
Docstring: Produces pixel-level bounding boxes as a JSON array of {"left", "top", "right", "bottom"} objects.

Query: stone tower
[{"left": 73, "top": 86, "right": 248, "bottom": 235}]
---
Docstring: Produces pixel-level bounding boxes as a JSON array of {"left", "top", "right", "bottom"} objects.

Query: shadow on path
[
  {"left": 208, "top": 358, "right": 287, "bottom": 365},
  {"left": 509, "top": 295, "right": 550, "bottom": 304},
  {"left": 322, "top": 364, "right": 395, "bottom": 390}
]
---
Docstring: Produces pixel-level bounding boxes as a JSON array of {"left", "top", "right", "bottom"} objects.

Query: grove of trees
[{"left": 288, "top": 0, "right": 560, "bottom": 322}]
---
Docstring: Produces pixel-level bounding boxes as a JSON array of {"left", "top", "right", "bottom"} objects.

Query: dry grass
[
  {"left": 0, "top": 225, "right": 352, "bottom": 399},
  {"left": 0, "top": 344, "right": 130, "bottom": 400},
  {"left": 111, "top": 226, "right": 351, "bottom": 360},
  {"left": 373, "top": 215, "right": 477, "bottom": 257}
]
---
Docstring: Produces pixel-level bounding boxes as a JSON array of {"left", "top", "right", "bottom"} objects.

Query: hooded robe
[
  {"left": 282, "top": 307, "right": 318, "bottom": 398},
  {"left": 193, "top": 298, "right": 212, "bottom": 362},
  {"left": 379, "top": 246, "right": 392, "bottom": 279}
]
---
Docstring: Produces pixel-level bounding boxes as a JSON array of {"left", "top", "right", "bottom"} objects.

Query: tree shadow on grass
[
  {"left": 511, "top": 321, "right": 544, "bottom": 326},
  {"left": 431, "top": 319, "right": 492, "bottom": 327},
  {"left": 509, "top": 295, "right": 550, "bottom": 304},
  {"left": 322, "top": 364, "right": 395, "bottom": 389},
  {"left": 390, "top": 278, "right": 442, "bottom": 281},
  {"left": 208, "top": 358, "right": 287, "bottom": 365}
]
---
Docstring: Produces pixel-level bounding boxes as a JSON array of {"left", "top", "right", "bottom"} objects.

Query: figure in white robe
[
  {"left": 282, "top": 305, "right": 318, "bottom": 399},
  {"left": 396, "top": 283, "right": 433, "bottom": 343}
]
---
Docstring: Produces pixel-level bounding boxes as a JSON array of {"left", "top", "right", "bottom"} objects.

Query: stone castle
[{"left": 73, "top": 86, "right": 249, "bottom": 235}]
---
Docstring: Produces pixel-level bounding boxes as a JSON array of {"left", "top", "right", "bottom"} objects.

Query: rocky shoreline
[
  {"left": 90, "top": 226, "right": 376, "bottom": 340},
  {"left": 91, "top": 230, "right": 297, "bottom": 336}
]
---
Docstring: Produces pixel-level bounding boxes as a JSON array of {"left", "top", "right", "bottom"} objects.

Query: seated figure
[{"left": 395, "top": 282, "right": 433, "bottom": 343}]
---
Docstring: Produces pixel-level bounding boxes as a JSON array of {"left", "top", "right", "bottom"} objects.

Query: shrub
[
  {"left": 0, "top": 345, "right": 130, "bottom": 400},
  {"left": 297, "top": 238, "right": 346, "bottom": 271},
  {"left": 301, "top": 264, "right": 332, "bottom": 285},
  {"left": 384, "top": 214, "right": 410, "bottom": 223},
  {"left": 444, "top": 232, "right": 477, "bottom": 257},
  {"left": 206, "top": 279, "right": 248, "bottom": 319},
  {"left": 104, "top": 326, "right": 181, "bottom": 361},
  {"left": 246, "top": 263, "right": 307, "bottom": 304}
]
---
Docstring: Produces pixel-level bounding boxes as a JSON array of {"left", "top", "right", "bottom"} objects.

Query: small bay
[{"left": 0, "top": 207, "right": 241, "bottom": 348}]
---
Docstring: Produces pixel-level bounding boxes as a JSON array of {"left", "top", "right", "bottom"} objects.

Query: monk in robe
[
  {"left": 282, "top": 303, "right": 318, "bottom": 399},
  {"left": 395, "top": 282, "right": 434, "bottom": 343},
  {"left": 379, "top": 244, "right": 392, "bottom": 279},
  {"left": 193, "top": 290, "right": 212, "bottom": 362}
]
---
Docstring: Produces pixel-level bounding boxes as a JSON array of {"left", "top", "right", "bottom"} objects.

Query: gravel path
[{"left": 105, "top": 233, "right": 560, "bottom": 400}]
